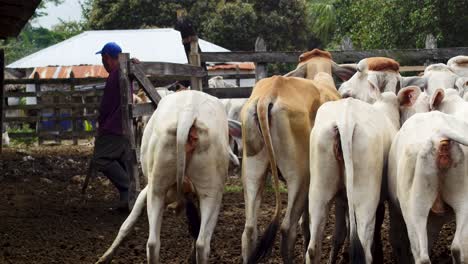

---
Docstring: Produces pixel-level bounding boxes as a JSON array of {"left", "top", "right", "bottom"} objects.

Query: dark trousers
[{"left": 92, "top": 134, "right": 130, "bottom": 193}]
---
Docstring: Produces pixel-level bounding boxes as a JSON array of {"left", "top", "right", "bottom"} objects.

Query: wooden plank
[
  {"left": 400, "top": 66, "right": 426, "bottom": 72},
  {"left": 3, "top": 77, "right": 106, "bottom": 85},
  {"left": 189, "top": 38, "right": 203, "bottom": 91},
  {"left": 70, "top": 71, "right": 78, "bottom": 145},
  {"left": 34, "top": 72, "right": 43, "bottom": 145},
  {"left": 136, "top": 61, "right": 206, "bottom": 78},
  {"left": 4, "top": 90, "right": 104, "bottom": 97},
  {"left": 203, "top": 87, "right": 253, "bottom": 98},
  {"left": 132, "top": 103, "right": 155, "bottom": 118},
  {"left": 4, "top": 114, "right": 98, "bottom": 123},
  {"left": 0, "top": 49, "right": 3, "bottom": 153},
  {"left": 8, "top": 131, "right": 96, "bottom": 139},
  {"left": 119, "top": 53, "right": 140, "bottom": 208},
  {"left": 5, "top": 103, "right": 100, "bottom": 110},
  {"left": 130, "top": 63, "right": 161, "bottom": 104},
  {"left": 207, "top": 73, "right": 256, "bottom": 79},
  {"left": 200, "top": 47, "right": 468, "bottom": 65}
]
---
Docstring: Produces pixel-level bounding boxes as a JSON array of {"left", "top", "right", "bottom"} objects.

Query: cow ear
[
  {"left": 455, "top": 77, "right": 468, "bottom": 96},
  {"left": 430, "top": 88, "right": 445, "bottom": 111},
  {"left": 284, "top": 64, "right": 307, "bottom": 78},
  {"left": 331, "top": 63, "right": 357, "bottom": 81},
  {"left": 228, "top": 119, "right": 242, "bottom": 139},
  {"left": 400, "top": 76, "right": 427, "bottom": 91},
  {"left": 397, "top": 86, "right": 422, "bottom": 106}
]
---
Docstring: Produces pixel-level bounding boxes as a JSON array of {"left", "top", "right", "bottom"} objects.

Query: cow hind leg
[
  {"left": 146, "top": 189, "right": 166, "bottom": 263},
  {"left": 195, "top": 193, "right": 223, "bottom": 264},
  {"left": 388, "top": 202, "right": 413, "bottom": 264},
  {"left": 280, "top": 179, "right": 308, "bottom": 264},
  {"left": 328, "top": 196, "right": 347, "bottom": 264},
  {"left": 241, "top": 153, "right": 268, "bottom": 263},
  {"left": 353, "top": 193, "right": 380, "bottom": 264},
  {"left": 403, "top": 154, "right": 439, "bottom": 264}
]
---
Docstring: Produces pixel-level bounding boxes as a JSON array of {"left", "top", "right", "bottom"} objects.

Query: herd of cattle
[{"left": 94, "top": 50, "right": 468, "bottom": 263}]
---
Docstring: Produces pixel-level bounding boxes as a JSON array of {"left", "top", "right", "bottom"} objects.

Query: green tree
[
  {"left": 82, "top": 0, "right": 318, "bottom": 51},
  {"left": 333, "top": 0, "right": 468, "bottom": 49},
  {"left": 306, "top": 0, "right": 337, "bottom": 46}
]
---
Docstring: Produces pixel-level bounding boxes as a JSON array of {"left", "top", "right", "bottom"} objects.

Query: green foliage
[
  {"left": 7, "top": 124, "right": 37, "bottom": 146},
  {"left": 82, "top": 0, "right": 319, "bottom": 51},
  {"left": 202, "top": 2, "right": 258, "bottom": 51},
  {"left": 333, "top": 0, "right": 468, "bottom": 49}
]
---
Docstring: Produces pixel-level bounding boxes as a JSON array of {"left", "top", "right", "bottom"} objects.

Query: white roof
[{"left": 7, "top": 28, "right": 230, "bottom": 68}]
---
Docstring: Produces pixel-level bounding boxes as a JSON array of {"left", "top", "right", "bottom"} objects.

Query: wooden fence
[
  {"left": 200, "top": 36, "right": 468, "bottom": 98},
  {"left": 2, "top": 38, "right": 468, "bottom": 146},
  {"left": 2, "top": 73, "right": 106, "bottom": 144}
]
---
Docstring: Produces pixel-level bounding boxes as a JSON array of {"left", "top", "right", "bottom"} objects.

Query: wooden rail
[{"left": 201, "top": 47, "right": 468, "bottom": 65}]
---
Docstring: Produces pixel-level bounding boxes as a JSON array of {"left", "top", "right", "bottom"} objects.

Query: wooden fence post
[
  {"left": 119, "top": 53, "right": 140, "bottom": 209},
  {"left": 0, "top": 49, "right": 4, "bottom": 153},
  {"left": 34, "top": 72, "right": 43, "bottom": 145},
  {"left": 69, "top": 71, "right": 78, "bottom": 145},
  {"left": 255, "top": 37, "right": 267, "bottom": 82},
  {"left": 189, "top": 37, "right": 203, "bottom": 90}
]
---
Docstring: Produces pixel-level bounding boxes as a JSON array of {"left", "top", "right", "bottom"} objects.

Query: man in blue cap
[{"left": 92, "top": 42, "right": 130, "bottom": 211}]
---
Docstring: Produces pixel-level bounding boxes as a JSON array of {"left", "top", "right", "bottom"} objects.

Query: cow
[
  {"left": 308, "top": 92, "right": 399, "bottom": 264},
  {"left": 96, "top": 90, "right": 241, "bottom": 264},
  {"left": 209, "top": 75, "right": 237, "bottom": 88},
  {"left": 306, "top": 57, "right": 400, "bottom": 263},
  {"left": 307, "top": 59, "right": 402, "bottom": 264},
  {"left": 338, "top": 57, "right": 401, "bottom": 102},
  {"left": 400, "top": 62, "right": 468, "bottom": 97},
  {"left": 448, "top": 55, "right": 468, "bottom": 77},
  {"left": 240, "top": 49, "right": 356, "bottom": 264},
  {"left": 387, "top": 108, "right": 468, "bottom": 264},
  {"left": 208, "top": 75, "right": 247, "bottom": 158}
]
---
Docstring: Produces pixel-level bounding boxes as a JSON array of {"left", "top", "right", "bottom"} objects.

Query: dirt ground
[{"left": 0, "top": 146, "right": 456, "bottom": 263}]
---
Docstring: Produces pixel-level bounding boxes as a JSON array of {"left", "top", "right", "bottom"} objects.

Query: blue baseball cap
[{"left": 95, "top": 42, "right": 122, "bottom": 57}]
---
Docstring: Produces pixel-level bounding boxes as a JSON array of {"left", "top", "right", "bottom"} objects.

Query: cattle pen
[{"left": 1, "top": 35, "right": 467, "bottom": 263}]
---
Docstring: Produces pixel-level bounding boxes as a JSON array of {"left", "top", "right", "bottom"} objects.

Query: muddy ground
[{"left": 0, "top": 146, "right": 456, "bottom": 263}]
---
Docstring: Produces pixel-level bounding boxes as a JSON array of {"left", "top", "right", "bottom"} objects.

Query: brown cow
[{"left": 240, "top": 49, "right": 355, "bottom": 263}]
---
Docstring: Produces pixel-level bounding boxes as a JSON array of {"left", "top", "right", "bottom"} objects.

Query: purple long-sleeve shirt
[{"left": 98, "top": 68, "right": 123, "bottom": 136}]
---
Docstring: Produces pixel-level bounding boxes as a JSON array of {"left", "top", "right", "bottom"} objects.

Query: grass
[{"left": 6, "top": 124, "right": 37, "bottom": 146}]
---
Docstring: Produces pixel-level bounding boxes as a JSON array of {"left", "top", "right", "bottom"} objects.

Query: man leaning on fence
[{"left": 91, "top": 42, "right": 131, "bottom": 212}]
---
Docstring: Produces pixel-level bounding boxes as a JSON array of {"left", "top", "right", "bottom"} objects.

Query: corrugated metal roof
[
  {"left": 7, "top": 28, "right": 230, "bottom": 68},
  {"left": 31, "top": 65, "right": 109, "bottom": 79}
]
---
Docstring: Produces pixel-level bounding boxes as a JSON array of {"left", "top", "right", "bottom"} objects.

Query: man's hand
[{"left": 130, "top": 58, "right": 141, "bottom": 64}]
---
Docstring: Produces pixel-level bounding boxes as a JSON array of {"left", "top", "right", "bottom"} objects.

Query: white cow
[
  {"left": 400, "top": 62, "right": 468, "bottom": 96},
  {"left": 448, "top": 55, "right": 468, "bottom": 77},
  {"left": 96, "top": 90, "right": 240, "bottom": 264},
  {"left": 387, "top": 109, "right": 468, "bottom": 264},
  {"left": 208, "top": 75, "right": 237, "bottom": 88},
  {"left": 307, "top": 57, "right": 401, "bottom": 264},
  {"left": 338, "top": 57, "right": 401, "bottom": 102},
  {"left": 307, "top": 91, "right": 400, "bottom": 264}
]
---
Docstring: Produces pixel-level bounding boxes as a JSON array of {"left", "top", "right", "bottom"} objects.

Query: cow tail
[
  {"left": 336, "top": 103, "right": 365, "bottom": 263},
  {"left": 96, "top": 186, "right": 148, "bottom": 263},
  {"left": 248, "top": 96, "right": 280, "bottom": 264}
]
